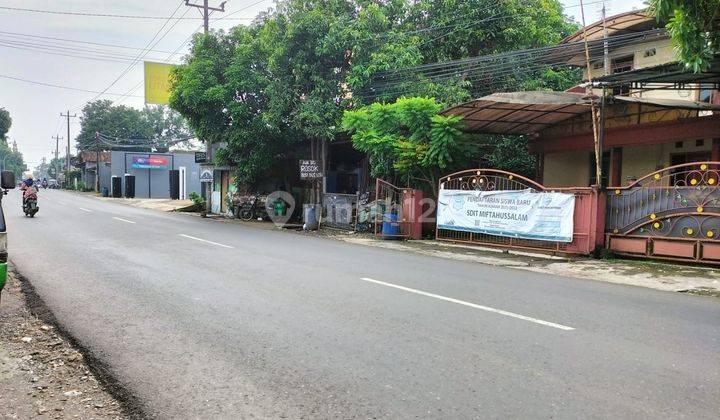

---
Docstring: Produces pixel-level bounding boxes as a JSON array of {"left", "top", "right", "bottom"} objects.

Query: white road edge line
[
  {"left": 112, "top": 217, "right": 136, "bottom": 224},
  {"left": 78, "top": 207, "right": 92, "bottom": 212},
  {"left": 359, "top": 277, "right": 575, "bottom": 331},
  {"left": 179, "top": 234, "right": 234, "bottom": 249}
]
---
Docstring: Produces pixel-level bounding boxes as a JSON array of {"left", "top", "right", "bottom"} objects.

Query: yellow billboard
[{"left": 144, "top": 62, "right": 176, "bottom": 105}]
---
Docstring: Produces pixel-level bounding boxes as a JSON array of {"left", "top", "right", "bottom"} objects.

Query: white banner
[{"left": 437, "top": 188, "right": 575, "bottom": 243}]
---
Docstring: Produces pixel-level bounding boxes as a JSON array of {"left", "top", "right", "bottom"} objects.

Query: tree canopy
[
  {"left": 342, "top": 97, "right": 473, "bottom": 195},
  {"left": 170, "top": 0, "right": 578, "bottom": 188},
  {"left": 649, "top": 0, "right": 720, "bottom": 72},
  {"left": 0, "top": 107, "right": 11, "bottom": 144},
  {"left": 76, "top": 100, "right": 192, "bottom": 151}
]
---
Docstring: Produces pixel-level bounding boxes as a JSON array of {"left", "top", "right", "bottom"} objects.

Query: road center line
[
  {"left": 112, "top": 217, "right": 136, "bottom": 224},
  {"left": 179, "top": 234, "right": 234, "bottom": 249},
  {"left": 57, "top": 201, "right": 66, "bottom": 205},
  {"left": 359, "top": 277, "right": 574, "bottom": 331},
  {"left": 78, "top": 207, "right": 93, "bottom": 213}
]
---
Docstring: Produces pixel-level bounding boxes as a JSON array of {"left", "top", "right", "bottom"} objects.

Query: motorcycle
[
  {"left": 22, "top": 185, "right": 39, "bottom": 217},
  {"left": 236, "top": 194, "right": 269, "bottom": 221}
]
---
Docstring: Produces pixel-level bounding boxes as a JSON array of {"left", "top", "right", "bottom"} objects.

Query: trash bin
[
  {"left": 303, "top": 204, "right": 318, "bottom": 230},
  {"left": 381, "top": 213, "right": 401, "bottom": 239},
  {"left": 101, "top": 187, "right": 109, "bottom": 197}
]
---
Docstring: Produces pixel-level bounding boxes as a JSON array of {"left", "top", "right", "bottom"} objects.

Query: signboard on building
[
  {"left": 132, "top": 156, "right": 170, "bottom": 170},
  {"left": 194, "top": 151, "right": 207, "bottom": 163},
  {"left": 144, "top": 61, "right": 176, "bottom": 105},
  {"left": 437, "top": 189, "right": 575, "bottom": 242},
  {"left": 199, "top": 169, "right": 214, "bottom": 183},
  {"left": 299, "top": 159, "right": 323, "bottom": 180}
]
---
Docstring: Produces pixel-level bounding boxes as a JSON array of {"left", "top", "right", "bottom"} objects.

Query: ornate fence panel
[
  {"left": 606, "top": 162, "right": 720, "bottom": 263},
  {"left": 436, "top": 169, "right": 603, "bottom": 255}
]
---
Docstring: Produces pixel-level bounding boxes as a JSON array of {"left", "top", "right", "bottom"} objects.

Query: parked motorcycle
[
  {"left": 236, "top": 194, "right": 269, "bottom": 221},
  {"left": 22, "top": 186, "right": 39, "bottom": 217}
]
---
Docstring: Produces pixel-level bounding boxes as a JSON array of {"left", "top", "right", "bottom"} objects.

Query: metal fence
[
  {"left": 436, "top": 169, "right": 603, "bottom": 255},
  {"left": 606, "top": 162, "right": 720, "bottom": 263}
]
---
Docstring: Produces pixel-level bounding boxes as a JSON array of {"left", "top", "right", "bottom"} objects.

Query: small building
[
  {"left": 76, "top": 151, "right": 111, "bottom": 191},
  {"left": 105, "top": 150, "right": 203, "bottom": 199}
]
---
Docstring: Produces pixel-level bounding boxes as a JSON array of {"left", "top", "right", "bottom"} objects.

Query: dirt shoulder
[{"left": 0, "top": 270, "right": 130, "bottom": 419}]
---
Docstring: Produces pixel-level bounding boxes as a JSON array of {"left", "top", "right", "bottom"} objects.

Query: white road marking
[
  {"left": 179, "top": 234, "right": 234, "bottom": 249},
  {"left": 359, "top": 277, "right": 575, "bottom": 331},
  {"left": 57, "top": 201, "right": 66, "bottom": 205},
  {"left": 113, "top": 217, "right": 136, "bottom": 224},
  {"left": 78, "top": 207, "right": 93, "bottom": 213}
]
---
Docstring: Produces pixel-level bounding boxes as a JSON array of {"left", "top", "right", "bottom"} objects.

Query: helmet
[{"left": 23, "top": 171, "right": 33, "bottom": 180}]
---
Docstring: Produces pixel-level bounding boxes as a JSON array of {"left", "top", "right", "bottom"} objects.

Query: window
[
  {"left": 611, "top": 56, "right": 634, "bottom": 95},
  {"left": 611, "top": 56, "right": 634, "bottom": 74},
  {"left": 675, "top": 141, "right": 684, "bottom": 149},
  {"left": 696, "top": 139, "right": 705, "bottom": 147}
]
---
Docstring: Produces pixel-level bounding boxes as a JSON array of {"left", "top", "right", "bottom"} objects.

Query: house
[
  {"left": 538, "top": 10, "right": 719, "bottom": 188},
  {"left": 439, "top": 11, "right": 720, "bottom": 263}
]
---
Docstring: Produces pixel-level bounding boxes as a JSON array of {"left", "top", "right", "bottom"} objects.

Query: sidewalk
[
  {"left": 0, "top": 271, "right": 128, "bottom": 419},
  {"left": 319, "top": 231, "right": 720, "bottom": 297},
  {"left": 95, "top": 196, "right": 195, "bottom": 212}
]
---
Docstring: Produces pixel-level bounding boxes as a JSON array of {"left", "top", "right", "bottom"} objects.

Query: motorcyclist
[{"left": 20, "top": 173, "right": 36, "bottom": 199}]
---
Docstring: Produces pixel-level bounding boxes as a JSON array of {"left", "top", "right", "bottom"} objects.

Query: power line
[
  {"left": 0, "top": 74, "right": 144, "bottom": 97},
  {"left": 76, "top": 1, "right": 187, "bottom": 108},
  {"left": 0, "top": 30, "right": 178, "bottom": 54},
  {"left": 0, "top": 5, "right": 252, "bottom": 20}
]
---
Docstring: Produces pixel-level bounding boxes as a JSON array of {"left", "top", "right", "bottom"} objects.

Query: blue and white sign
[{"left": 437, "top": 189, "right": 575, "bottom": 242}]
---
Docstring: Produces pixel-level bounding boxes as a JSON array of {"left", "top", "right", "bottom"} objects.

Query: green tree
[
  {"left": 342, "top": 97, "right": 474, "bottom": 196},
  {"left": 0, "top": 107, "right": 11, "bottom": 144},
  {"left": 649, "top": 0, "right": 720, "bottom": 72},
  {"left": 77, "top": 100, "right": 192, "bottom": 151}
]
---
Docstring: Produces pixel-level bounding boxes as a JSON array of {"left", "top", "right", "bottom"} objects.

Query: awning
[
  {"left": 613, "top": 95, "right": 720, "bottom": 111},
  {"left": 594, "top": 58, "right": 720, "bottom": 86},
  {"left": 442, "top": 91, "right": 719, "bottom": 135},
  {"left": 441, "top": 91, "right": 591, "bottom": 135}
]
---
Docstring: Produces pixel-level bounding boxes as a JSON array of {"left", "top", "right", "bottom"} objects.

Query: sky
[{"left": 1, "top": 0, "right": 646, "bottom": 170}]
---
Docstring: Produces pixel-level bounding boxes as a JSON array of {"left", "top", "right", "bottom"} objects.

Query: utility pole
[
  {"left": 184, "top": 0, "right": 226, "bottom": 34},
  {"left": 602, "top": 2, "right": 610, "bottom": 76},
  {"left": 60, "top": 111, "right": 77, "bottom": 187},
  {"left": 95, "top": 132, "right": 101, "bottom": 192},
  {"left": 184, "top": 1, "right": 226, "bottom": 213},
  {"left": 52, "top": 134, "right": 62, "bottom": 179}
]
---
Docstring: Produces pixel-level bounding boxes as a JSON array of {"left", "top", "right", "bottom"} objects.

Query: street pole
[
  {"left": 52, "top": 134, "right": 62, "bottom": 180},
  {"left": 184, "top": 0, "right": 226, "bottom": 35},
  {"left": 184, "top": 1, "right": 225, "bottom": 212},
  {"left": 60, "top": 111, "right": 77, "bottom": 187},
  {"left": 95, "top": 132, "right": 100, "bottom": 192}
]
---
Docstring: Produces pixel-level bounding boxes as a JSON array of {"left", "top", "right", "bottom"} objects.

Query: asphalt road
[{"left": 5, "top": 189, "right": 719, "bottom": 419}]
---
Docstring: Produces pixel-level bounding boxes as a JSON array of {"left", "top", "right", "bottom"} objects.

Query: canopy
[
  {"left": 594, "top": 58, "right": 720, "bottom": 87},
  {"left": 440, "top": 91, "right": 591, "bottom": 135},
  {"left": 442, "top": 91, "right": 720, "bottom": 135}
]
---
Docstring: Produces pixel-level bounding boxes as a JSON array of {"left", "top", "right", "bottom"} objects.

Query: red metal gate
[
  {"left": 436, "top": 169, "right": 604, "bottom": 255},
  {"left": 374, "top": 179, "right": 423, "bottom": 239},
  {"left": 606, "top": 162, "right": 720, "bottom": 264}
]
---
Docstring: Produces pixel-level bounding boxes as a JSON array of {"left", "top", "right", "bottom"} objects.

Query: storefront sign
[
  {"left": 132, "top": 156, "right": 169, "bottom": 170},
  {"left": 194, "top": 152, "right": 207, "bottom": 163},
  {"left": 299, "top": 159, "right": 323, "bottom": 180},
  {"left": 437, "top": 189, "right": 575, "bottom": 242},
  {"left": 199, "top": 169, "right": 214, "bottom": 183}
]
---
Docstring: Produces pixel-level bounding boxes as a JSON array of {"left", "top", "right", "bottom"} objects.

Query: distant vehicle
[
  {"left": 48, "top": 179, "right": 59, "bottom": 189},
  {"left": 0, "top": 170, "right": 16, "bottom": 303}
]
